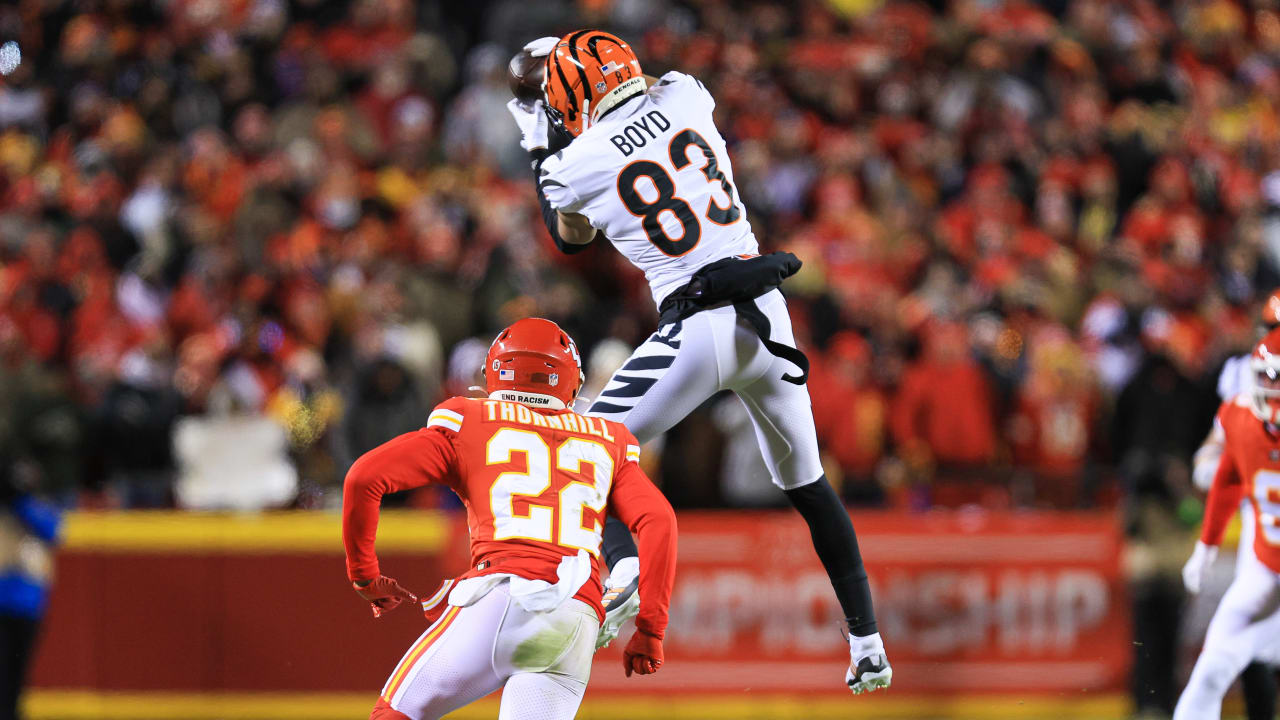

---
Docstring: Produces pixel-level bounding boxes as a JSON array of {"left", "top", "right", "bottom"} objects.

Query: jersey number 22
[{"left": 486, "top": 427, "right": 613, "bottom": 555}]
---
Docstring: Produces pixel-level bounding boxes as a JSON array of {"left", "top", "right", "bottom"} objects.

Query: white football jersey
[{"left": 539, "top": 71, "right": 758, "bottom": 306}]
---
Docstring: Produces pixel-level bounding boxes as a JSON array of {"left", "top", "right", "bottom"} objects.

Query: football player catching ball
[{"left": 507, "top": 31, "right": 890, "bottom": 694}]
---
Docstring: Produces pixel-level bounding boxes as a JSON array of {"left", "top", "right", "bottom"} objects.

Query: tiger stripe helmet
[{"left": 543, "top": 30, "right": 644, "bottom": 137}]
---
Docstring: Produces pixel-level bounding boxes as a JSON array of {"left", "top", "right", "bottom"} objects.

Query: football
[{"left": 508, "top": 48, "right": 545, "bottom": 104}]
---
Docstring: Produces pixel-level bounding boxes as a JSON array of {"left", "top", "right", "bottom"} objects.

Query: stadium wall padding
[{"left": 28, "top": 509, "right": 1130, "bottom": 710}]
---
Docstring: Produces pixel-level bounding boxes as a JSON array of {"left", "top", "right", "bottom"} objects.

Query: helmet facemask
[{"left": 1252, "top": 356, "right": 1280, "bottom": 425}]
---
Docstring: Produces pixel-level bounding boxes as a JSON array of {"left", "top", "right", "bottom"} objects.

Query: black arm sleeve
[{"left": 532, "top": 151, "right": 595, "bottom": 255}]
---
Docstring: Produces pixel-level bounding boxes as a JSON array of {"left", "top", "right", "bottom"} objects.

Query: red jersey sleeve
[
  {"left": 342, "top": 400, "right": 465, "bottom": 582},
  {"left": 1201, "top": 403, "right": 1244, "bottom": 548},
  {"left": 608, "top": 431, "right": 677, "bottom": 639}
]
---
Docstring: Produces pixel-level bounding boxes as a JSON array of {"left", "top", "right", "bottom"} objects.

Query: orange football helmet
[
  {"left": 484, "top": 318, "right": 583, "bottom": 409},
  {"left": 543, "top": 30, "right": 644, "bottom": 137}
]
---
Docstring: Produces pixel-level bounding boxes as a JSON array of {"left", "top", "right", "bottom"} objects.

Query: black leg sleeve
[
  {"left": 1241, "top": 661, "right": 1277, "bottom": 720},
  {"left": 602, "top": 514, "right": 639, "bottom": 572},
  {"left": 784, "top": 477, "right": 878, "bottom": 636}
]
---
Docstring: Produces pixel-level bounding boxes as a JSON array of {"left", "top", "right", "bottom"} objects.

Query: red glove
[
  {"left": 622, "top": 629, "right": 664, "bottom": 677},
  {"left": 353, "top": 575, "right": 418, "bottom": 618}
]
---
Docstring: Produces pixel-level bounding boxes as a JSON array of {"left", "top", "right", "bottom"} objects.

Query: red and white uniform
[
  {"left": 344, "top": 396, "right": 676, "bottom": 720},
  {"left": 1174, "top": 396, "right": 1280, "bottom": 720},
  {"left": 1200, "top": 397, "right": 1280, "bottom": 573}
]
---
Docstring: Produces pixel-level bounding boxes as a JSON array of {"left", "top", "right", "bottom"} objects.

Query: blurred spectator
[
  {"left": 0, "top": 321, "right": 83, "bottom": 504},
  {"left": 0, "top": 0, "right": 1270, "bottom": 525},
  {"left": 890, "top": 321, "right": 997, "bottom": 475},
  {"left": 0, "top": 458, "right": 61, "bottom": 720},
  {"left": 811, "top": 331, "right": 888, "bottom": 503},
  {"left": 1113, "top": 349, "right": 1216, "bottom": 717},
  {"left": 342, "top": 357, "right": 427, "bottom": 471},
  {"left": 88, "top": 342, "right": 182, "bottom": 507},
  {"left": 1005, "top": 327, "right": 1100, "bottom": 506}
]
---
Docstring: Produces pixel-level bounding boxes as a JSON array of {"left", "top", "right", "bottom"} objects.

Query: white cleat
[
  {"left": 596, "top": 557, "right": 640, "bottom": 650},
  {"left": 845, "top": 631, "right": 892, "bottom": 695}
]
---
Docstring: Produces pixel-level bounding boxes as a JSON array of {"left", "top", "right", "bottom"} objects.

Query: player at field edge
[
  {"left": 342, "top": 317, "right": 677, "bottom": 720},
  {"left": 1185, "top": 289, "right": 1280, "bottom": 720},
  {"left": 506, "top": 31, "right": 890, "bottom": 693},
  {"left": 1175, "top": 327, "right": 1280, "bottom": 720}
]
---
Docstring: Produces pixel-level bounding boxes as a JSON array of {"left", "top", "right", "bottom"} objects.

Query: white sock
[
  {"left": 608, "top": 556, "right": 639, "bottom": 588},
  {"left": 849, "top": 631, "right": 885, "bottom": 660}
]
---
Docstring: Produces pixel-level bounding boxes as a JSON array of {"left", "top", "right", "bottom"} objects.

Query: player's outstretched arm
[
  {"left": 608, "top": 458, "right": 677, "bottom": 676},
  {"left": 342, "top": 424, "right": 458, "bottom": 614},
  {"left": 1184, "top": 436, "right": 1243, "bottom": 594},
  {"left": 1199, "top": 447, "right": 1243, "bottom": 551}
]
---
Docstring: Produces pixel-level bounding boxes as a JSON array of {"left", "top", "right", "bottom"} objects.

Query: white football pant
[
  {"left": 1174, "top": 548, "right": 1280, "bottom": 720},
  {"left": 379, "top": 581, "right": 598, "bottom": 720},
  {"left": 587, "top": 289, "right": 823, "bottom": 490}
]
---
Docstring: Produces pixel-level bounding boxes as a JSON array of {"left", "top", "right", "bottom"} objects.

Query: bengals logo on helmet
[{"left": 543, "top": 30, "right": 644, "bottom": 137}]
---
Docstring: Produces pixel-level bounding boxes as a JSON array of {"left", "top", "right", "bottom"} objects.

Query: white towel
[{"left": 447, "top": 550, "right": 593, "bottom": 614}]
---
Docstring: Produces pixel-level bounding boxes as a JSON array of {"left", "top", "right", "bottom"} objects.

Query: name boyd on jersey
[{"left": 608, "top": 110, "right": 672, "bottom": 157}]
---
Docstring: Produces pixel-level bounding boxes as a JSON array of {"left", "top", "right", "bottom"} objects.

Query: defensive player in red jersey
[
  {"left": 342, "top": 318, "right": 677, "bottom": 720},
  {"left": 1175, "top": 328, "right": 1280, "bottom": 720}
]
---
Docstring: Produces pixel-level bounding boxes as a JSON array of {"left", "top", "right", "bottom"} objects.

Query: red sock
[{"left": 370, "top": 698, "right": 412, "bottom": 720}]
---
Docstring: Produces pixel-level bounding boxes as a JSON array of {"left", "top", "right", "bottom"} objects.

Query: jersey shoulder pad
[
  {"left": 649, "top": 71, "right": 714, "bottom": 111},
  {"left": 1219, "top": 395, "right": 1254, "bottom": 440},
  {"left": 611, "top": 422, "right": 641, "bottom": 465},
  {"left": 427, "top": 396, "right": 475, "bottom": 434},
  {"left": 537, "top": 151, "right": 586, "bottom": 214}
]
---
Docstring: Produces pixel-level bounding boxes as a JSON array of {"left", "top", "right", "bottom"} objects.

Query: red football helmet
[
  {"left": 1250, "top": 327, "right": 1280, "bottom": 424},
  {"left": 484, "top": 318, "right": 583, "bottom": 409},
  {"left": 1261, "top": 287, "right": 1280, "bottom": 330}
]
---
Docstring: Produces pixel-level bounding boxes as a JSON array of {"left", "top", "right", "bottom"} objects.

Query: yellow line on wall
[
  {"left": 60, "top": 510, "right": 451, "bottom": 554},
  {"left": 23, "top": 690, "right": 1131, "bottom": 720}
]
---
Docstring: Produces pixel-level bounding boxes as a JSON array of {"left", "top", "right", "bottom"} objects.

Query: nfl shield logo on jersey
[{"left": 549, "top": 373, "right": 559, "bottom": 386}]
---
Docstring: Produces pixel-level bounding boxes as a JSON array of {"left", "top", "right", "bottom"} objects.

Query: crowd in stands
[{"left": 0, "top": 0, "right": 1274, "bottom": 514}]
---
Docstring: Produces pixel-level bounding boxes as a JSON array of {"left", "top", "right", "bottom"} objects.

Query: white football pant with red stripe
[
  {"left": 1174, "top": 551, "right": 1280, "bottom": 720},
  {"left": 373, "top": 580, "right": 598, "bottom": 720}
]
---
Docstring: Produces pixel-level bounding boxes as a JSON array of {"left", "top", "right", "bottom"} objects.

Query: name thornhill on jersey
[{"left": 609, "top": 110, "right": 672, "bottom": 156}]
